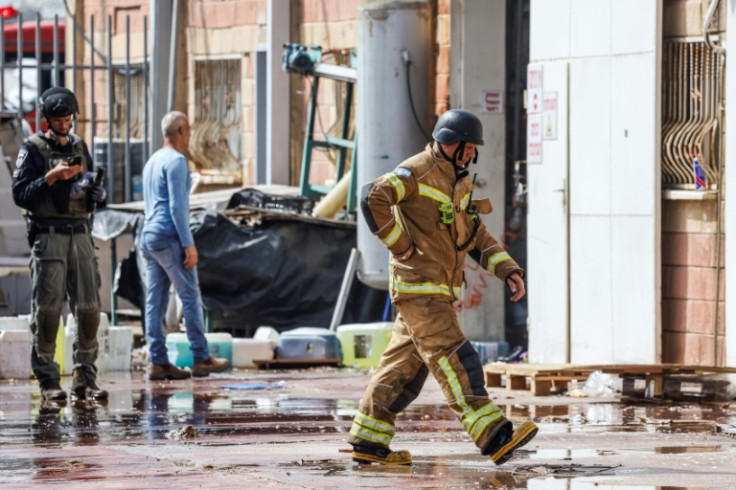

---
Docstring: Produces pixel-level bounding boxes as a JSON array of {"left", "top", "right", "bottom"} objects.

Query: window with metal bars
[
  {"left": 112, "top": 67, "right": 145, "bottom": 139},
  {"left": 661, "top": 41, "right": 724, "bottom": 189},
  {"left": 189, "top": 58, "right": 242, "bottom": 171}
]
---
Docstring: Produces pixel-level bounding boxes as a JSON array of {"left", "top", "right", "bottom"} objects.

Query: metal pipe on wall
[
  {"left": 143, "top": 15, "right": 149, "bottom": 163},
  {"left": 125, "top": 16, "right": 132, "bottom": 202},
  {"left": 71, "top": 10, "right": 76, "bottom": 94},
  {"left": 53, "top": 15, "right": 59, "bottom": 88},
  {"left": 90, "top": 15, "right": 95, "bottom": 145},
  {"left": 35, "top": 13, "right": 41, "bottom": 131},
  {"left": 150, "top": 0, "right": 174, "bottom": 152},
  {"left": 166, "top": 0, "right": 179, "bottom": 112},
  {"left": 107, "top": 15, "right": 114, "bottom": 202},
  {"left": 17, "top": 13, "right": 22, "bottom": 123}
]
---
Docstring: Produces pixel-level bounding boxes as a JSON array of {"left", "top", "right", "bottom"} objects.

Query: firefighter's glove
[{"left": 90, "top": 185, "right": 107, "bottom": 204}]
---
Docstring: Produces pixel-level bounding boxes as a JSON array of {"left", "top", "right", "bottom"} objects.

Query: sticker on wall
[
  {"left": 543, "top": 91, "right": 558, "bottom": 140},
  {"left": 527, "top": 65, "right": 543, "bottom": 113},
  {"left": 527, "top": 114, "right": 543, "bottom": 164},
  {"left": 481, "top": 90, "right": 503, "bottom": 114}
]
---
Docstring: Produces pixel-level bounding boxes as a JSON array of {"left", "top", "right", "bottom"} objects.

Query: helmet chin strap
[{"left": 438, "top": 142, "right": 480, "bottom": 173}]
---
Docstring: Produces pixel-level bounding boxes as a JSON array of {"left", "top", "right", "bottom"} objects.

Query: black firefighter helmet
[
  {"left": 432, "top": 109, "right": 484, "bottom": 146},
  {"left": 38, "top": 87, "right": 79, "bottom": 119}
]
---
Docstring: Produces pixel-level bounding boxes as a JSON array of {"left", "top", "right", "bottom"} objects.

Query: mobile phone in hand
[{"left": 68, "top": 155, "right": 83, "bottom": 166}]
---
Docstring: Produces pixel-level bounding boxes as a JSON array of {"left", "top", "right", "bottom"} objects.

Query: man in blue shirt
[{"left": 141, "top": 111, "right": 229, "bottom": 380}]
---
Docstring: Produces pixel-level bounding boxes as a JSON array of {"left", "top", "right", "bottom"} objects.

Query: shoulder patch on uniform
[
  {"left": 16, "top": 147, "right": 28, "bottom": 168},
  {"left": 393, "top": 167, "right": 411, "bottom": 178}
]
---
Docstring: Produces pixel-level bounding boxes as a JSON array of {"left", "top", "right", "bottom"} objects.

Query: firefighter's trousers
[
  {"left": 348, "top": 296, "right": 511, "bottom": 454},
  {"left": 30, "top": 229, "right": 101, "bottom": 387}
]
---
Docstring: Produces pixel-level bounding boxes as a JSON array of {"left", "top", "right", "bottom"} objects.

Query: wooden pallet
[
  {"left": 484, "top": 363, "right": 736, "bottom": 398},
  {"left": 484, "top": 364, "right": 595, "bottom": 396}
]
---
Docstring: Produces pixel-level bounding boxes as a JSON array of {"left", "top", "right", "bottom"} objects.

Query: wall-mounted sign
[
  {"left": 543, "top": 91, "right": 558, "bottom": 140},
  {"left": 527, "top": 114, "right": 543, "bottom": 164},
  {"left": 527, "top": 64, "right": 543, "bottom": 113},
  {"left": 481, "top": 90, "right": 504, "bottom": 114}
]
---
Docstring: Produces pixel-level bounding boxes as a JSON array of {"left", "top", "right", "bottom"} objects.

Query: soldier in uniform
[
  {"left": 350, "top": 109, "right": 537, "bottom": 465},
  {"left": 12, "top": 87, "right": 108, "bottom": 402}
]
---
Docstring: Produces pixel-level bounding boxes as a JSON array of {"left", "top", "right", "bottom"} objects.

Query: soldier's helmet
[
  {"left": 431, "top": 109, "right": 484, "bottom": 146},
  {"left": 39, "top": 87, "right": 79, "bottom": 118}
]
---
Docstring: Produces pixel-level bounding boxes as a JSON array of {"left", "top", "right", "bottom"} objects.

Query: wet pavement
[{"left": 1, "top": 368, "right": 735, "bottom": 488}]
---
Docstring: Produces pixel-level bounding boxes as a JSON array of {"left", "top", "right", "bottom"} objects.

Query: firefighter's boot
[
  {"left": 490, "top": 421, "right": 538, "bottom": 465},
  {"left": 352, "top": 445, "right": 412, "bottom": 465}
]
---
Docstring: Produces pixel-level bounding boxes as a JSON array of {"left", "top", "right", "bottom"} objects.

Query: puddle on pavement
[
  {"left": 280, "top": 457, "right": 706, "bottom": 489},
  {"left": 519, "top": 444, "right": 732, "bottom": 460},
  {"left": 1, "top": 376, "right": 735, "bottom": 450}
]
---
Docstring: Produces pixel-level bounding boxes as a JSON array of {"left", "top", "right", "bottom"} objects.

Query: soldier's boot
[
  {"left": 490, "top": 421, "right": 538, "bottom": 465},
  {"left": 71, "top": 369, "right": 109, "bottom": 400},
  {"left": 40, "top": 380, "right": 67, "bottom": 401},
  {"left": 352, "top": 445, "right": 412, "bottom": 465}
]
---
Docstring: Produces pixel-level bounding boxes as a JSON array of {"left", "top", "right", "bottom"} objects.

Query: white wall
[
  {"left": 528, "top": 0, "right": 662, "bottom": 363},
  {"left": 450, "top": 0, "right": 508, "bottom": 341},
  {"left": 725, "top": 0, "right": 736, "bottom": 367}
]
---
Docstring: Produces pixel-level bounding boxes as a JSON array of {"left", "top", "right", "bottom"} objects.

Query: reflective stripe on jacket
[{"left": 361, "top": 144, "right": 522, "bottom": 301}]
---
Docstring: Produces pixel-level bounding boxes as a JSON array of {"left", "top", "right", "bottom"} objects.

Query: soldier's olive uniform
[
  {"left": 350, "top": 144, "right": 523, "bottom": 455},
  {"left": 11, "top": 132, "right": 101, "bottom": 389}
]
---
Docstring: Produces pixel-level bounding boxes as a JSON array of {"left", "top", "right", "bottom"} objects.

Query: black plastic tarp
[{"left": 192, "top": 211, "right": 385, "bottom": 335}]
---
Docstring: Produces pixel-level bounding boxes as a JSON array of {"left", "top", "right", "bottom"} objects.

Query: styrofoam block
[
  {"left": 232, "top": 338, "right": 275, "bottom": 368},
  {"left": 253, "top": 326, "right": 279, "bottom": 346},
  {"left": 0, "top": 316, "right": 30, "bottom": 331},
  {"left": 106, "top": 326, "right": 133, "bottom": 372},
  {"left": 0, "top": 329, "right": 31, "bottom": 379}
]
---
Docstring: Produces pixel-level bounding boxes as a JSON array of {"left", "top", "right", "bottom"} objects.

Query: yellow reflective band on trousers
[
  {"left": 487, "top": 251, "right": 512, "bottom": 275},
  {"left": 386, "top": 174, "right": 406, "bottom": 203},
  {"left": 438, "top": 356, "right": 504, "bottom": 442},
  {"left": 350, "top": 411, "right": 395, "bottom": 446},
  {"left": 381, "top": 221, "right": 402, "bottom": 247},
  {"left": 418, "top": 184, "right": 451, "bottom": 203},
  {"left": 390, "top": 276, "right": 461, "bottom": 298}
]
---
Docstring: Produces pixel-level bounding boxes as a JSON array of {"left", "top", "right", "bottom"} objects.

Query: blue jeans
[{"left": 140, "top": 231, "right": 209, "bottom": 365}]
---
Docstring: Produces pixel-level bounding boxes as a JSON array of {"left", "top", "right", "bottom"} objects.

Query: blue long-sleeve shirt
[{"left": 142, "top": 148, "right": 194, "bottom": 247}]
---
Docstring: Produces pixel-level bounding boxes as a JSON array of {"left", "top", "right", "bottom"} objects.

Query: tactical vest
[{"left": 27, "top": 134, "right": 90, "bottom": 220}]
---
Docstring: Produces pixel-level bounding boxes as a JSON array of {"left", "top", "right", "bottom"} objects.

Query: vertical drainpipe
[
  {"left": 150, "top": 0, "right": 174, "bottom": 153},
  {"left": 267, "top": 0, "right": 291, "bottom": 185}
]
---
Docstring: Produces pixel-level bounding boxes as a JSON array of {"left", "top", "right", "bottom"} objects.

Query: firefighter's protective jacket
[{"left": 361, "top": 144, "right": 522, "bottom": 302}]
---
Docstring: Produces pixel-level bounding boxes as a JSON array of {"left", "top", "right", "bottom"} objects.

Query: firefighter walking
[{"left": 349, "top": 109, "right": 537, "bottom": 465}]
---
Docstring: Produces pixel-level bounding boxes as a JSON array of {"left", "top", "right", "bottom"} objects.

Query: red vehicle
[{"left": 2, "top": 6, "right": 65, "bottom": 132}]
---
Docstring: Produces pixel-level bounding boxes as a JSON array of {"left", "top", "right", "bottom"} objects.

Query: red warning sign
[{"left": 482, "top": 90, "right": 504, "bottom": 114}]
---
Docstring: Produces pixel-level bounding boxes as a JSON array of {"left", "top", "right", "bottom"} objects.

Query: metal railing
[{"left": 0, "top": 12, "right": 149, "bottom": 203}]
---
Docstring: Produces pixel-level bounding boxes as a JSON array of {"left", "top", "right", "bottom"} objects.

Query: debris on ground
[
  {"left": 716, "top": 423, "right": 736, "bottom": 437},
  {"left": 514, "top": 464, "right": 620, "bottom": 476},
  {"left": 166, "top": 425, "right": 197, "bottom": 440}
]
